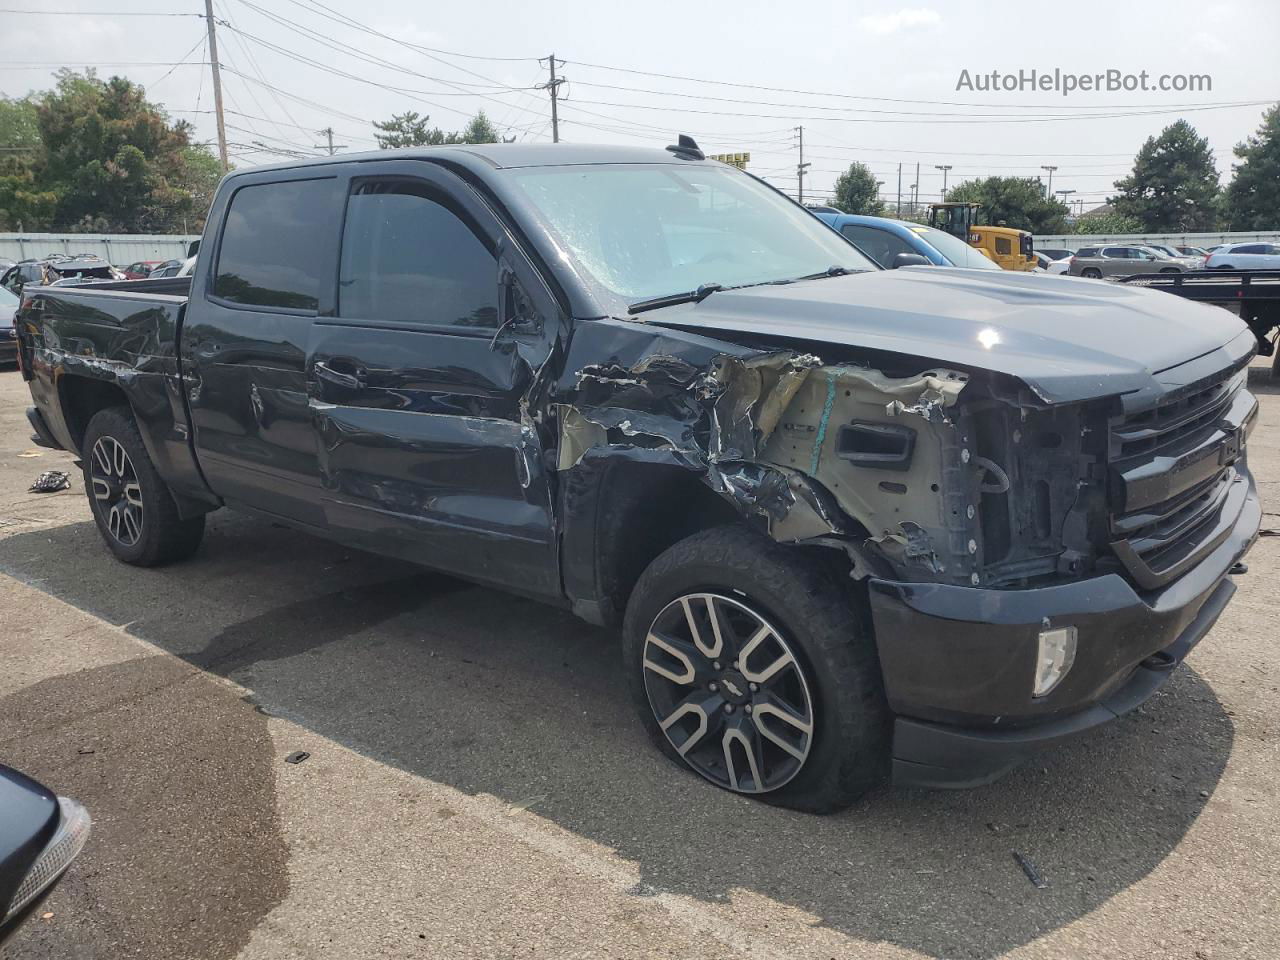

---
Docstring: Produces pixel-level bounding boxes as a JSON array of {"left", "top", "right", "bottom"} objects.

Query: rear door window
[{"left": 213, "top": 178, "right": 339, "bottom": 311}]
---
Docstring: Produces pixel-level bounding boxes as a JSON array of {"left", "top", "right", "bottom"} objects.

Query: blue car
[{"left": 813, "top": 212, "right": 1002, "bottom": 271}]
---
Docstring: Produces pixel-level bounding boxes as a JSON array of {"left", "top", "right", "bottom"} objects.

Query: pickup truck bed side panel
[{"left": 21, "top": 286, "right": 217, "bottom": 509}]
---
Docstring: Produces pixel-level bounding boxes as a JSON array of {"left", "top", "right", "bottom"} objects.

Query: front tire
[
  {"left": 622, "top": 526, "right": 888, "bottom": 813},
  {"left": 82, "top": 406, "right": 205, "bottom": 566}
]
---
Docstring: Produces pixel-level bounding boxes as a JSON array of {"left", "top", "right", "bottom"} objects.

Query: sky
[{"left": 2, "top": 0, "right": 1278, "bottom": 211}]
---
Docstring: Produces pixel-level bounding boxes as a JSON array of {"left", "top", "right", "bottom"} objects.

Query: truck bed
[{"left": 18, "top": 279, "right": 209, "bottom": 510}]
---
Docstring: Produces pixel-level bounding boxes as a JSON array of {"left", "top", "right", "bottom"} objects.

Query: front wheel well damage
[{"left": 574, "top": 460, "right": 739, "bottom": 627}]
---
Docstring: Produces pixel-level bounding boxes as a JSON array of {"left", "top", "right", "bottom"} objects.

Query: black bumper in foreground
[{"left": 869, "top": 472, "right": 1260, "bottom": 789}]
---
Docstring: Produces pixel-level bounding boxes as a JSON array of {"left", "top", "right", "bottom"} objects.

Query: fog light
[{"left": 1033, "top": 625, "right": 1077, "bottom": 698}]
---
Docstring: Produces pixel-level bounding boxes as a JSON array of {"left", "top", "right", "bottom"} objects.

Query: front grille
[{"left": 1108, "top": 365, "right": 1252, "bottom": 590}]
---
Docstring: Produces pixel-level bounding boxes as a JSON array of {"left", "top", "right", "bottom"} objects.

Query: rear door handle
[{"left": 313, "top": 359, "right": 366, "bottom": 390}]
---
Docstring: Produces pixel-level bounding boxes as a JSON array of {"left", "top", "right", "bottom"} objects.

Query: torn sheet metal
[{"left": 556, "top": 321, "right": 982, "bottom": 564}]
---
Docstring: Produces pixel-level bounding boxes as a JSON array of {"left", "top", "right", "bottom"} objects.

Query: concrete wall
[
  {"left": 0, "top": 233, "right": 199, "bottom": 265},
  {"left": 1034, "top": 230, "right": 1280, "bottom": 249}
]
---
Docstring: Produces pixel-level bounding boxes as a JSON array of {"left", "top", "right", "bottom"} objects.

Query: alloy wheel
[
  {"left": 90, "top": 436, "right": 144, "bottom": 546},
  {"left": 642, "top": 592, "right": 815, "bottom": 794}
]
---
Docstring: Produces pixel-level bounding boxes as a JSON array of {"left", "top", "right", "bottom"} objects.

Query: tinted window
[
  {"left": 1076, "top": 248, "right": 1098, "bottom": 258},
  {"left": 214, "top": 178, "right": 335, "bottom": 310},
  {"left": 910, "top": 225, "right": 1001, "bottom": 269},
  {"left": 994, "top": 236, "right": 1012, "bottom": 256},
  {"left": 840, "top": 224, "right": 913, "bottom": 267},
  {"left": 1234, "top": 244, "right": 1265, "bottom": 254},
  {"left": 338, "top": 181, "right": 498, "bottom": 328}
]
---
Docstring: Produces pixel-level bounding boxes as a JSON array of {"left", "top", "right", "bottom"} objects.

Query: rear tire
[
  {"left": 622, "top": 525, "right": 889, "bottom": 813},
  {"left": 82, "top": 406, "right": 205, "bottom": 566},
  {"left": 1081, "top": 268, "right": 1102, "bottom": 279}
]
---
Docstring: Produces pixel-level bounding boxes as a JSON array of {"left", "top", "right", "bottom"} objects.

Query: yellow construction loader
[{"left": 927, "top": 202, "right": 1036, "bottom": 272}]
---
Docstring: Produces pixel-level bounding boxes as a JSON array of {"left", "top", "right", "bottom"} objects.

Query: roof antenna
[{"left": 665, "top": 134, "right": 705, "bottom": 160}]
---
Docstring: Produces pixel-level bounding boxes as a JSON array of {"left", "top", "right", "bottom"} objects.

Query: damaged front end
[{"left": 556, "top": 319, "right": 1111, "bottom": 591}]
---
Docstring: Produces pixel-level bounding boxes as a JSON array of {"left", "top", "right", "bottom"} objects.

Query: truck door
[
  {"left": 182, "top": 173, "right": 343, "bottom": 526},
  {"left": 305, "top": 161, "right": 562, "bottom": 597}
]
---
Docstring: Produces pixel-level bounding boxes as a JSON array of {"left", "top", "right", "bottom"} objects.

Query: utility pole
[
  {"left": 1041, "top": 164, "right": 1058, "bottom": 199},
  {"left": 914, "top": 162, "right": 920, "bottom": 214},
  {"left": 203, "top": 0, "right": 228, "bottom": 172},
  {"left": 896, "top": 163, "right": 902, "bottom": 216},
  {"left": 536, "top": 55, "right": 565, "bottom": 143},
  {"left": 795, "top": 126, "right": 810, "bottom": 204},
  {"left": 935, "top": 164, "right": 952, "bottom": 197},
  {"left": 314, "top": 127, "right": 347, "bottom": 156}
]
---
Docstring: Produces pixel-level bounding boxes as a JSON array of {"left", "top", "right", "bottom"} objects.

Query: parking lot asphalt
[{"left": 0, "top": 362, "right": 1277, "bottom": 960}]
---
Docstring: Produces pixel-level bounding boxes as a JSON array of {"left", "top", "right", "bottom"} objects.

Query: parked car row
[
  {"left": 0, "top": 255, "right": 122, "bottom": 294},
  {"left": 0, "top": 252, "right": 198, "bottom": 301}
]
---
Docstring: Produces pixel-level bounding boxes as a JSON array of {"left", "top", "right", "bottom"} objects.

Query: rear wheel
[
  {"left": 82, "top": 406, "right": 205, "bottom": 566},
  {"left": 1081, "top": 268, "right": 1102, "bottom": 279},
  {"left": 622, "top": 526, "right": 889, "bottom": 813},
  {"left": 1159, "top": 267, "right": 1181, "bottom": 274}
]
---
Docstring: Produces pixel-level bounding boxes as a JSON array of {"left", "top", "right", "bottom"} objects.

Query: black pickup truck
[{"left": 14, "top": 142, "right": 1261, "bottom": 812}]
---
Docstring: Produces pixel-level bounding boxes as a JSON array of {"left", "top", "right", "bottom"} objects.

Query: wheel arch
[
  {"left": 58, "top": 375, "right": 132, "bottom": 453},
  {"left": 560, "top": 456, "right": 743, "bottom": 628},
  {"left": 61, "top": 373, "right": 218, "bottom": 519}
]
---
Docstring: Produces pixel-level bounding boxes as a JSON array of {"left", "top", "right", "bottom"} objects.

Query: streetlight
[
  {"left": 1041, "top": 165, "right": 1058, "bottom": 198},
  {"left": 935, "top": 164, "right": 953, "bottom": 196}
]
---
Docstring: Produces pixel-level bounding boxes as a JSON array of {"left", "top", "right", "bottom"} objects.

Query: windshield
[
  {"left": 909, "top": 224, "right": 1001, "bottom": 269},
  {"left": 505, "top": 163, "right": 877, "bottom": 305}
]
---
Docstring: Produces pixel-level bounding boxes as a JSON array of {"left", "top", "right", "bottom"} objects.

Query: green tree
[
  {"left": 0, "top": 96, "right": 40, "bottom": 151},
  {"left": 374, "top": 110, "right": 509, "bottom": 149},
  {"left": 1110, "top": 119, "right": 1220, "bottom": 232},
  {"left": 457, "top": 110, "right": 502, "bottom": 144},
  {"left": 831, "top": 162, "right": 883, "bottom": 215},
  {"left": 1224, "top": 105, "right": 1280, "bottom": 231},
  {"left": 372, "top": 111, "right": 452, "bottom": 148},
  {"left": 1072, "top": 211, "right": 1143, "bottom": 235},
  {"left": 32, "top": 70, "right": 217, "bottom": 232},
  {"left": 944, "top": 176, "right": 1070, "bottom": 233}
]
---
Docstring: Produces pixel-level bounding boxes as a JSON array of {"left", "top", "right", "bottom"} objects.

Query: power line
[
  {"left": 215, "top": 0, "right": 308, "bottom": 143},
  {"left": 562, "top": 57, "right": 1269, "bottom": 112},
  {"left": 556, "top": 77, "right": 1267, "bottom": 118},
  {"left": 0, "top": 7, "right": 202, "bottom": 14},
  {"left": 553, "top": 95, "right": 1278, "bottom": 125}
]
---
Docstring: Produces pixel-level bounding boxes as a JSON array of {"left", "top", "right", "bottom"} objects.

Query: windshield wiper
[
  {"left": 628, "top": 282, "right": 723, "bottom": 315},
  {"left": 787, "top": 265, "right": 866, "bottom": 282}
]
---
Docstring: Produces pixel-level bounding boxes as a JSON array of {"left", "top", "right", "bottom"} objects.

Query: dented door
[{"left": 306, "top": 162, "right": 562, "bottom": 597}]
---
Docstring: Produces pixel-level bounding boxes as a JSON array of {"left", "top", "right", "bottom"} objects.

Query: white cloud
[{"left": 857, "top": 8, "right": 942, "bottom": 35}]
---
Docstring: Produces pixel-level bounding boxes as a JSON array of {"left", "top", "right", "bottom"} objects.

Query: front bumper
[{"left": 869, "top": 469, "right": 1260, "bottom": 789}]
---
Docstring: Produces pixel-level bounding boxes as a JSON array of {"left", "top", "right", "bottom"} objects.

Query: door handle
[{"left": 313, "top": 359, "right": 366, "bottom": 390}]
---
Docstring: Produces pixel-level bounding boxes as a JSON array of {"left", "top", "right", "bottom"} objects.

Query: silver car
[
  {"left": 1067, "top": 244, "right": 1195, "bottom": 279},
  {"left": 1204, "top": 242, "right": 1280, "bottom": 271}
]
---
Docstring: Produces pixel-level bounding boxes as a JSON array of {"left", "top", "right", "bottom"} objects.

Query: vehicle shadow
[{"left": 0, "top": 514, "right": 1235, "bottom": 960}]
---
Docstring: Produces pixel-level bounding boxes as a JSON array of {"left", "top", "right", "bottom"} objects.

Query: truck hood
[{"left": 642, "top": 267, "right": 1253, "bottom": 404}]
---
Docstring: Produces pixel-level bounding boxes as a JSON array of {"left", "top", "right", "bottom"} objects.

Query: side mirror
[
  {"left": 0, "top": 766, "right": 91, "bottom": 946},
  {"left": 891, "top": 253, "right": 932, "bottom": 269}
]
